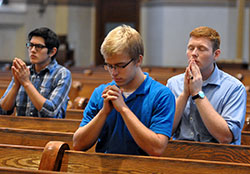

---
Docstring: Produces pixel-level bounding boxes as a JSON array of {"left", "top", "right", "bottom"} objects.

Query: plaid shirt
[{"left": 0, "top": 59, "right": 72, "bottom": 118}]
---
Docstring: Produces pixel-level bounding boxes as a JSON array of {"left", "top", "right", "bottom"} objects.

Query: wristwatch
[{"left": 192, "top": 91, "right": 205, "bottom": 100}]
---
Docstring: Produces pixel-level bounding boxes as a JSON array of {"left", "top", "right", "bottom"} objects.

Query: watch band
[
  {"left": 192, "top": 94, "right": 200, "bottom": 100},
  {"left": 192, "top": 91, "right": 205, "bottom": 100}
]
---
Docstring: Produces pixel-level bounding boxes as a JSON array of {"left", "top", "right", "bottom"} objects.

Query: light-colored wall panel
[
  {"left": 68, "top": 5, "right": 95, "bottom": 67},
  {"left": 141, "top": 2, "right": 249, "bottom": 67},
  {"left": 0, "top": 1, "right": 249, "bottom": 68}
]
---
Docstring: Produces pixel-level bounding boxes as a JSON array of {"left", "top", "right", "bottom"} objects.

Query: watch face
[{"left": 198, "top": 91, "right": 205, "bottom": 99}]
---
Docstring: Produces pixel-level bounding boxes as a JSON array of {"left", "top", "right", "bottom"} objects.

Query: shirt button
[
  {"left": 190, "top": 117, "right": 193, "bottom": 121},
  {"left": 30, "top": 112, "right": 33, "bottom": 115},
  {"left": 190, "top": 132, "right": 194, "bottom": 136}
]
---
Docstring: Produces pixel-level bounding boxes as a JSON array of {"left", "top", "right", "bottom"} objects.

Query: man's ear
[
  {"left": 136, "top": 55, "right": 143, "bottom": 67},
  {"left": 49, "top": 47, "right": 57, "bottom": 58},
  {"left": 213, "top": 49, "right": 221, "bottom": 61}
]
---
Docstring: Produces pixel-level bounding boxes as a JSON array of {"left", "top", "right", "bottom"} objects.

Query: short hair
[
  {"left": 100, "top": 25, "right": 144, "bottom": 61},
  {"left": 190, "top": 26, "right": 220, "bottom": 52},
  {"left": 28, "top": 27, "right": 60, "bottom": 60}
]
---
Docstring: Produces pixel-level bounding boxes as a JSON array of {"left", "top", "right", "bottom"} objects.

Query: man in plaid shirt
[{"left": 0, "top": 27, "right": 72, "bottom": 118}]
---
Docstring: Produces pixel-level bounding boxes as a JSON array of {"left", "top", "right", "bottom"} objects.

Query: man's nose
[
  {"left": 191, "top": 48, "right": 198, "bottom": 56},
  {"left": 30, "top": 46, "right": 37, "bottom": 52},
  {"left": 110, "top": 66, "right": 118, "bottom": 75}
]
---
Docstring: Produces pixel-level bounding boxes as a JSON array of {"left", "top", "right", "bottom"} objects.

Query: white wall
[
  {"left": 0, "top": 1, "right": 249, "bottom": 68},
  {"left": 67, "top": 5, "right": 95, "bottom": 67},
  {"left": 141, "top": 1, "right": 250, "bottom": 67}
]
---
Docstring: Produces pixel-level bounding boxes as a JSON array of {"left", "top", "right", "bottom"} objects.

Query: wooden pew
[
  {"left": 0, "top": 167, "right": 65, "bottom": 174},
  {"left": 0, "top": 115, "right": 80, "bottom": 132},
  {"left": 40, "top": 142, "right": 250, "bottom": 173},
  {"left": 0, "top": 144, "right": 43, "bottom": 170},
  {"left": 0, "top": 127, "right": 74, "bottom": 149},
  {"left": 66, "top": 109, "right": 83, "bottom": 120},
  {"left": 246, "top": 105, "right": 250, "bottom": 112},
  {"left": 241, "top": 131, "right": 250, "bottom": 145},
  {"left": 1, "top": 118, "right": 249, "bottom": 158},
  {"left": 164, "top": 140, "right": 250, "bottom": 163},
  {"left": 38, "top": 140, "right": 250, "bottom": 173},
  {"left": 61, "top": 151, "right": 250, "bottom": 173},
  {"left": 0, "top": 142, "right": 69, "bottom": 173}
]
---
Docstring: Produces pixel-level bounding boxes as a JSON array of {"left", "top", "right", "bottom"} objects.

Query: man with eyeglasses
[
  {"left": 0, "top": 27, "right": 72, "bottom": 118},
  {"left": 73, "top": 25, "right": 175, "bottom": 156}
]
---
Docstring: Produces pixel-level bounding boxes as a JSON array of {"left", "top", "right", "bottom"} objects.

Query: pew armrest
[{"left": 39, "top": 141, "right": 70, "bottom": 171}]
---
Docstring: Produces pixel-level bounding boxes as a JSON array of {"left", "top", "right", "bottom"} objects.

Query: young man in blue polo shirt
[{"left": 73, "top": 25, "right": 175, "bottom": 156}]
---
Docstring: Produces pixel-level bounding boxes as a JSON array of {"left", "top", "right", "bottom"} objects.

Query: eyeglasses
[
  {"left": 104, "top": 58, "right": 134, "bottom": 71},
  {"left": 26, "top": 42, "right": 47, "bottom": 51}
]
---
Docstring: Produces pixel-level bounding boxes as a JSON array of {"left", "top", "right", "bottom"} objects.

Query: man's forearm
[
  {"left": 195, "top": 97, "right": 233, "bottom": 143},
  {"left": 23, "top": 82, "right": 46, "bottom": 111},
  {"left": 1, "top": 83, "right": 20, "bottom": 111},
  {"left": 172, "top": 92, "right": 189, "bottom": 132},
  {"left": 73, "top": 109, "right": 109, "bottom": 151}
]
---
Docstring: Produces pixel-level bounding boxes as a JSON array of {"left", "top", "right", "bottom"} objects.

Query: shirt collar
[
  {"left": 123, "top": 72, "right": 151, "bottom": 101},
  {"left": 30, "top": 59, "right": 58, "bottom": 74},
  {"left": 203, "top": 63, "right": 221, "bottom": 87}
]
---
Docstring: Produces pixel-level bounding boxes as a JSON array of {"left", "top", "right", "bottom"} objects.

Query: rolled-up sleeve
[{"left": 222, "top": 84, "right": 247, "bottom": 144}]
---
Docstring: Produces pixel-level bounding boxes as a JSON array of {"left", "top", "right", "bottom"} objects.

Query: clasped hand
[
  {"left": 102, "top": 85, "right": 126, "bottom": 113},
  {"left": 11, "top": 58, "right": 30, "bottom": 87},
  {"left": 184, "top": 59, "right": 203, "bottom": 96}
]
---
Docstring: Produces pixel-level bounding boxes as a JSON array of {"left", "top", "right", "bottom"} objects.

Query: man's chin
[{"left": 30, "top": 60, "right": 37, "bottom": 64}]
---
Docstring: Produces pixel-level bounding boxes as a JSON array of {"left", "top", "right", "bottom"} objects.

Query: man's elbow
[
  {"left": 147, "top": 142, "right": 168, "bottom": 157},
  {"left": 73, "top": 142, "right": 82, "bottom": 151},
  {"left": 73, "top": 134, "right": 83, "bottom": 151},
  {"left": 218, "top": 135, "right": 233, "bottom": 144},
  {"left": 147, "top": 147, "right": 166, "bottom": 157}
]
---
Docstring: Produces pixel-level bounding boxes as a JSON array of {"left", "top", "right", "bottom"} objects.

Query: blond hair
[{"left": 100, "top": 25, "right": 144, "bottom": 61}]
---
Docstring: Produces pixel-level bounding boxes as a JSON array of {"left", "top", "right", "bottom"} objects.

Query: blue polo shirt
[
  {"left": 167, "top": 64, "right": 246, "bottom": 145},
  {"left": 80, "top": 73, "right": 175, "bottom": 155}
]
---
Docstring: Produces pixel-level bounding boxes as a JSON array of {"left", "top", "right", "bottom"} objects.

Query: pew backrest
[
  {"left": 164, "top": 140, "right": 250, "bottom": 163},
  {"left": 60, "top": 149, "right": 250, "bottom": 173},
  {"left": 0, "top": 115, "right": 80, "bottom": 132},
  {"left": 0, "top": 127, "right": 74, "bottom": 149}
]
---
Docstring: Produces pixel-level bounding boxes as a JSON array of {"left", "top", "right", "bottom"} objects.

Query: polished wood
[
  {"left": 60, "top": 150, "right": 250, "bottom": 173},
  {"left": 0, "top": 115, "right": 80, "bottom": 132},
  {"left": 0, "top": 127, "right": 73, "bottom": 149},
  {"left": 0, "top": 167, "right": 65, "bottom": 174},
  {"left": 164, "top": 140, "right": 250, "bottom": 163},
  {"left": 241, "top": 131, "right": 250, "bottom": 145},
  {"left": 39, "top": 141, "right": 70, "bottom": 171},
  {"left": 0, "top": 144, "right": 43, "bottom": 170},
  {"left": 66, "top": 109, "right": 83, "bottom": 120},
  {"left": 236, "top": 0, "right": 245, "bottom": 61}
]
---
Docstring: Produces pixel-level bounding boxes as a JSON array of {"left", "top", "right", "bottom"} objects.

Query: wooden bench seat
[
  {"left": 0, "top": 167, "right": 66, "bottom": 174},
  {"left": 0, "top": 143, "right": 68, "bottom": 173},
  {"left": 66, "top": 109, "right": 83, "bottom": 120},
  {"left": 4, "top": 140, "right": 250, "bottom": 173},
  {"left": 241, "top": 131, "right": 250, "bottom": 145},
  {"left": 38, "top": 141, "right": 250, "bottom": 173},
  {"left": 0, "top": 115, "right": 80, "bottom": 132},
  {"left": 164, "top": 140, "right": 250, "bottom": 163},
  {"left": 60, "top": 151, "right": 250, "bottom": 173},
  {"left": 0, "top": 144, "right": 43, "bottom": 170},
  {"left": 0, "top": 127, "right": 74, "bottom": 149}
]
